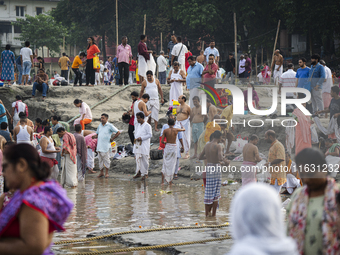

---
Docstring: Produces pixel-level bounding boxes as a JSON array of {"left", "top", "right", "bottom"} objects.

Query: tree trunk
[{"left": 102, "top": 31, "right": 107, "bottom": 61}]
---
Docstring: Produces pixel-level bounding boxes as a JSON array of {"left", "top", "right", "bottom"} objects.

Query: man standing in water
[
  {"left": 271, "top": 49, "right": 283, "bottom": 86},
  {"left": 190, "top": 96, "right": 204, "bottom": 158},
  {"left": 241, "top": 134, "right": 262, "bottom": 186},
  {"left": 161, "top": 118, "right": 185, "bottom": 185},
  {"left": 199, "top": 131, "right": 229, "bottom": 217},
  {"left": 176, "top": 95, "right": 191, "bottom": 159}
]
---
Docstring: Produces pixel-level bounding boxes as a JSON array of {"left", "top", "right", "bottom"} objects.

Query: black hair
[
  {"left": 44, "top": 126, "right": 51, "bottom": 134},
  {"left": 75, "top": 124, "right": 82, "bottom": 132},
  {"left": 56, "top": 127, "right": 65, "bottom": 133},
  {"left": 249, "top": 134, "right": 259, "bottom": 141},
  {"left": 173, "top": 61, "right": 179, "bottom": 66},
  {"left": 142, "top": 94, "right": 150, "bottom": 100},
  {"left": 140, "top": 34, "right": 146, "bottom": 40},
  {"left": 266, "top": 130, "right": 276, "bottom": 138},
  {"left": 146, "top": 70, "right": 153, "bottom": 76},
  {"left": 311, "top": 54, "right": 320, "bottom": 62},
  {"left": 177, "top": 36, "right": 182, "bottom": 42},
  {"left": 212, "top": 130, "right": 222, "bottom": 139},
  {"left": 25, "top": 41, "right": 30, "bottom": 47},
  {"left": 325, "top": 138, "right": 334, "bottom": 144},
  {"left": 209, "top": 54, "right": 215, "bottom": 58},
  {"left": 295, "top": 148, "right": 326, "bottom": 171},
  {"left": 39, "top": 68, "right": 44, "bottom": 73},
  {"left": 37, "top": 56, "right": 44, "bottom": 63},
  {"left": 4, "top": 144, "right": 51, "bottom": 181},
  {"left": 171, "top": 33, "right": 176, "bottom": 36},
  {"left": 19, "top": 112, "right": 26, "bottom": 118},
  {"left": 87, "top": 37, "right": 96, "bottom": 49},
  {"left": 74, "top": 99, "right": 82, "bottom": 105},
  {"left": 42, "top": 119, "right": 50, "bottom": 126},
  {"left": 187, "top": 46, "right": 190, "bottom": 51},
  {"left": 79, "top": 52, "right": 86, "bottom": 57},
  {"left": 5, "top": 44, "right": 10, "bottom": 50},
  {"left": 249, "top": 82, "right": 255, "bottom": 90},
  {"left": 288, "top": 63, "right": 294, "bottom": 69},
  {"left": 104, "top": 68, "right": 107, "bottom": 71},
  {"left": 121, "top": 36, "right": 127, "bottom": 41},
  {"left": 35, "top": 118, "right": 42, "bottom": 124},
  {"left": 62, "top": 52, "right": 66, "bottom": 56},
  {"left": 245, "top": 53, "right": 249, "bottom": 56},
  {"left": 16, "top": 95, "right": 22, "bottom": 100},
  {"left": 136, "top": 112, "right": 145, "bottom": 119},
  {"left": 331, "top": 86, "right": 339, "bottom": 95},
  {"left": 193, "top": 96, "right": 200, "bottom": 102},
  {"left": 1, "top": 122, "right": 8, "bottom": 129},
  {"left": 187, "top": 56, "right": 195, "bottom": 61},
  {"left": 101, "top": 113, "right": 109, "bottom": 118},
  {"left": 51, "top": 115, "right": 61, "bottom": 121},
  {"left": 299, "top": 57, "right": 307, "bottom": 63},
  {"left": 131, "top": 91, "right": 139, "bottom": 97},
  {"left": 181, "top": 95, "right": 187, "bottom": 102},
  {"left": 168, "top": 118, "right": 175, "bottom": 126},
  {"left": 229, "top": 53, "right": 234, "bottom": 56}
]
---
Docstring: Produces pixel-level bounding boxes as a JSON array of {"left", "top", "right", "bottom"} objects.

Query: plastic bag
[
  {"left": 234, "top": 135, "right": 248, "bottom": 154},
  {"left": 93, "top": 54, "right": 100, "bottom": 69},
  {"left": 310, "top": 125, "right": 319, "bottom": 144}
]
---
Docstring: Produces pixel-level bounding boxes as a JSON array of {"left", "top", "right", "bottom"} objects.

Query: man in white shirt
[
  {"left": 278, "top": 63, "right": 297, "bottom": 98},
  {"left": 20, "top": 41, "right": 33, "bottom": 85},
  {"left": 11, "top": 95, "right": 28, "bottom": 127},
  {"left": 171, "top": 36, "right": 188, "bottom": 72},
  {"left": 320, "top": 60, "right": 333, "bottom": 117},
  {"left": 54, "top": 71, "right": 60, "bottom": 78},
  {"left": 204, "top": 41, "right": 220, "bottom": 65},
  {"left": 73, "top": 99, "right": 92, "bottom": 130},
  {"left": 157, "top": 51, "right": 167, "bottom": 84},
  {"left": 133, "top": 112, "right": 152, "bottom": 181},
  {"left": 238, "top": 55, "right": 246, "bottom": 78}
]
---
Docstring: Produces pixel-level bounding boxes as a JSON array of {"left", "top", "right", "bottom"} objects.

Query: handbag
[
  {"left": 173, "top": 44, "right": 184, "bottom": 63},
  {"left": 93, "top": 54, "right": 100, "bottom": 69}
]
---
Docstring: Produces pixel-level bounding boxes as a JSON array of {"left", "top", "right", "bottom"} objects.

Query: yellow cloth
[
  {"left": 59, "top": 56, "right": 70, "bottom": 70},
  {"left": 52, "top": 134, "right": 61, "bottom": 147},
  {"left": 71, "top": 55, "right": 83, "bottom": 69},
  {"left": 268, "top": 140, "right": 286, "bottom": 185},
  {"left": 221, "top": 105, "right": 233, "bottom": 130},
  {"left": 204, "top": 122, "right": 221, "bottom": 143}
]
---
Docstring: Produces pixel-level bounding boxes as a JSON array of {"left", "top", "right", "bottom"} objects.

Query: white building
[{"left": 0, "top": 0, "right": 59, "bottom": 55}]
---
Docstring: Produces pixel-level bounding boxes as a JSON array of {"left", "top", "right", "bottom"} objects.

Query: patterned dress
[{"left": 0, "top": 50, "right": 15, "bottom": 81}]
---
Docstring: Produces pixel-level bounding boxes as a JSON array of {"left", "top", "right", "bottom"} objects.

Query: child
[{"left": 103, "top": 68, "right": 109, "bottom": 85}]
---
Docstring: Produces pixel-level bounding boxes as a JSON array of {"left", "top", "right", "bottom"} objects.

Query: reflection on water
[{"left": 53, "top": 178, "right": 231, "bottom": 254}]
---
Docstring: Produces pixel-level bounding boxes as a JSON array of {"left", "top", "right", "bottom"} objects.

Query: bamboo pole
[
  {"left": 143, "top": 14, "right": 146, "bottom": 34},
  {"left": 270, "top": 20, "right": 281, "bottom": 78},
  {"left": 234, "top": 13, "right": 237, "bottom": 82},
  {"left": 261, "top": 48, "right": 263, "bottom": 65},
  {"left": 160, "top": 32, "right": 163, "bottom": 51},
  {"left": 116, "top": 0, "right": 118, "bottom": 47}
]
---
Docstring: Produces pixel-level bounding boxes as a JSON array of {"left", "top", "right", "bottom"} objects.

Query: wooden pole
[
  {"left": 116, "top": 0, "right": 118, "bottom": 47},
  {"left": 261, "top": 48, "right": 263, "bottom": 65},
  {"left": 234, "top": 13, "right": 237, "bottom": 82},
  {"left": 143, "top": 14, "right": 146, "bottom": 34},
  {"left": 160, "top": 32, "right": 163, "bottom": 51},
  {"left": 270, "top": 20, "right": 281, "bottom": 77}
]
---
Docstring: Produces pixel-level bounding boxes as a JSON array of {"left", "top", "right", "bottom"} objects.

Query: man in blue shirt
[
  {"left": 186, "top": 56, "right": 204, "bottom": 108},
  {"left": 295, "top": 57, "right": 310, "bottom": 91},
  {"left": 92, "top": 113, "right": 120, "bottom": 178},
  {"left": 308, "top": 54, "right": 326, "bottom": 113}
]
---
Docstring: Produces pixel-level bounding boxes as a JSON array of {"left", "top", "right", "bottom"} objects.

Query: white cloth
[
  {"left": 314, "top": 116, "right": 340, "bottom": 142},
  {"left": 60, "top": 154, "right": 78, "bottom": 187},
  {"left": 104, "top": 72, "right": 108, "bottom": 82},
  {"left": 161, "top": 123, "right": 182, "bottom": 158},
  {"left": 79, "top": 102, "right": 92, "bottom": 120},
  {"left": 176, "top": 118, "right": 190, "bottom": 154},
  {"left": 138, "top": 53, "right": 155, "bottom": 78},
  {"left": 279, "top": 69, "right": 297, "bottom": 98},
  {"left": 322, "top": 65, "right": 333, "bottom": 94},
  {"left": 238, "top": 59, "right": 246, "bottom": 74},
  {"left": 133, "top": 100, "right": 149, "bottom": 133},
  {"left": 20, "top": 47, "right": 33, "bottom": 63},
  {"left": 204, "top": 47, "right": 220, "bottom": 63},
  {"left": 87, "top": 148, "right": 94, "bottom": 169},
  {"left": 157, "top": 55, "right": 167, "bottom": 72},
  {"left": 285, "top": 121, "right": 295, "bottom": 155},
  {"left": 145, "top": 78, "right": 159, "bottom": 100},
  {"left": 40, "top": 136, "right": 56, "bottom": 159},
  {"left": 162, "top": 143, "right": 177, "bottom": 183},
  {"left": 273, "top": 64, "right": 283, "bottom": 85},
  {"left": 12, "top": 101, "right": 26, "bottom": 115},
  {"left": 271, "top": 179, "right": 283, "bottom": 193},
  {"left": 282, "top": 173, "right": 301, "bottom": 194},
  {"left": 325, "top": 155, "right": 340, "bottom": 178},
  {"left": 169, "top": 70, "right": 184, "bottom": 106},
  {"left": 95, "top": 72, "right": 100, "bottom": 85},
  {"left": 146, "top": 99, "right": 159, "bottom": 121},
  {"left": 50, "top": 164, "right": 59, "bottom": 181},
  {"left": 135, "top": 153, "right": 149, "bottom": 176},
  {"left": 229, "top": 183, "right": 299, "bottom": 255},
  {"left": 16, "top": 125, "right": 30, "bottom": 142},
  {"left": 133, "top": 122, "right": 152, "bottom": 155},
  {"left": 171, "top": 43, "right": 188, "bottom": 65},
  {"left": 98, "top": 151, "right": 110, "bottom": 170}
]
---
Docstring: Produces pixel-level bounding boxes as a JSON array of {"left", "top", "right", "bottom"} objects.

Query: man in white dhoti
[
  {"left": 137, "top": 34, "right": 153, "bottom": 83},
  {"left": 271, "top": 49, "right": 283, "bottom": 86},
  {"left": 171, "top": 36, "right": 188, "bottom": 72},
  {"left": 167, "top": 61, "right": 186, "bottom": 106},
  {"left": 161, "top": 118, "right": 185, "bottom": 185},
  {"left": 133, "top": 112, "right": 152, "bottom": 181},
  {"left": 176, "top": 95, "right": 191, "bottom": 159},
  {"left": 132, "top": 94, "right": 151, "bottom": 134},
  {"left": 139, "top": 70, "right": 164, "bottom": 131},
  {"left": 57, "top": 127, "right": 78, "bottom": 188},
  {"left": 282, "top": 151, "right": 302, "bottom": 194}
]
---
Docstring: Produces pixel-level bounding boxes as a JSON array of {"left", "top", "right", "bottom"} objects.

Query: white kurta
[
  {"left": 133, "top": 122, "right": 152, "bottom": 176},
  {"left": 169, "top": 70, "right": 183, "bottom": 106},
  {"left": 162, "top": 143, "right": 178, "bottom": 183},
  {"left": 176, "top": 118, "right": 190, "bottom": 154}
]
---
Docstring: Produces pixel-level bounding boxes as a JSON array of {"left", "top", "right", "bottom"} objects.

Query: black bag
[
  {"left": 125, "top": 144, "right": 134, "bottom": 156},
  {"left": 150, "top": 149, "right": 163, "bottom": 160},
  {"left": 117, "top": 145, "right": 125, "bottom": 153},
  {"left": 61, "top": 80, "right": 68, "bottom": 86},
  {"left": 173, "top": 44, "right": 184, "bottom": 63},
  {"left": 122, "top": 114, "right": 130, "bottom": 123}
]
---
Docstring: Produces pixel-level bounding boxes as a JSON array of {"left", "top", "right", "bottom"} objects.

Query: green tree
[{"left": 12, "top": 13, "right": 68, "bottom": 57}]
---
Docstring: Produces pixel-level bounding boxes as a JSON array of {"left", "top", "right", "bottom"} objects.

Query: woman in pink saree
[
  {"left": 243, "top": 83, "right": 260, "bottom": 110},
  {"left": 260, "top": 63, "right": 270, "bottom": 84}
]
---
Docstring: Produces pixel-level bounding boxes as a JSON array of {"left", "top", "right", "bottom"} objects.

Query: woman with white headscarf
[{"left": 228, "top": 183, "right": 298, "bottom": 255}]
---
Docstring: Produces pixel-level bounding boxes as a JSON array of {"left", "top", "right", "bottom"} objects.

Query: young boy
[{"left": 103, "top": 68, "right": 109, "bottom": 85}]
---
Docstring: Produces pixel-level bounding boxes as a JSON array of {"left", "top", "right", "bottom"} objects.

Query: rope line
[{"left": 54, "top": 223, "right": 229, "bottom": 245}]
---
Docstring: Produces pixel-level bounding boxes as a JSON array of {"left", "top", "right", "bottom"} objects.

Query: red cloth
[
  {"left": 137, "top": 41, "right": 150, "bottom": 60},
  {"left": 185, "top": 52, "right": 192, "bottom": 71},
  {"left": 129, "top": 60, "right": 136, "bottom": 71},
  {"left": 15, "top": 100, "right": 28, "bottom": 117},
  {"left": 203, "top": 63, "right": 218, "bottom": 79},
  {"left": 129, "top": 103, "right": 134, "bottom": 125},
  {"left": 86, "top": 44, "right": 100, "bottom": 59},
  {"left": 41, "top": 156, "right": 58, "bottom": 168},
  {"left": 62, "top": 132, "right": 77, "bottom": 164}
]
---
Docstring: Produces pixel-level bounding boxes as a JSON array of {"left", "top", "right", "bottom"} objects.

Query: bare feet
[
  {"left": 97, "top": 172, "right": 104, "bottom": 178},
  {"left": 183, "top": 153, "right": 190, "bottom": 159},
  {"left": 133, "top": 171, "right": 141, "bottom": 179},
  {"left": 88, "top": 169, "right": 97, "bottom": 174},
  {"left": 105, "top": 174, "right": 109, "bottom": 178}
]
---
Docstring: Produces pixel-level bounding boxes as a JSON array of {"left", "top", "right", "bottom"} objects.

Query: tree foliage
[{"left": 12, "top": 13, "right": 68, "bottom": 57}]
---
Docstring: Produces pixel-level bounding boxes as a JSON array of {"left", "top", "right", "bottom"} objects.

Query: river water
[{"left": 52, "top": 177, "right": 232, "bottom": 254}]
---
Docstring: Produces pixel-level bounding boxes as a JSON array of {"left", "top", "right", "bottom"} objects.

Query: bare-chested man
[
  {"left": 241, "top": 134, "right": 262, "bottom": 186},
  {"left": 199, "top": 130, "right": 229, "bottom": 217},
  {"left": 271, "top": 49, "right": 283, "bottom": 86},
  {"left": 132, "top": 94, "right": 151, "bottom": 133},
  {"left": 196, "top": 50, "right": 205, "bottom": 65},
  {"left": 205, "top": 98, "right": 218, "bottom": 123},
  {"left": 176, "top": 95, "right": 191, "bottom": 158},
  {"left": 190, "top": 96, "right": 204, "bottom": 158},
  {"left": 161, "top": 118, "right": 185, "bottom": 185},
  {"left": 13, "top": 115, "right": 33, "bottom": 144}
]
